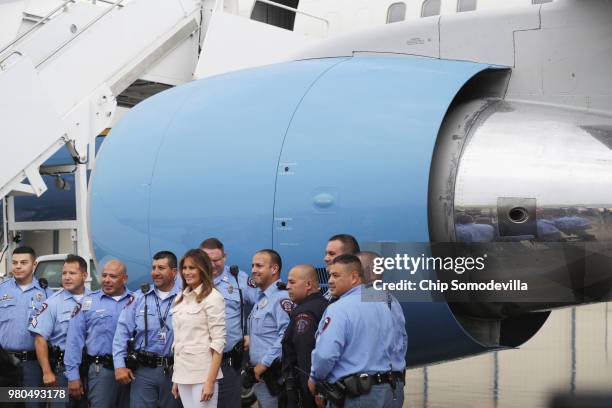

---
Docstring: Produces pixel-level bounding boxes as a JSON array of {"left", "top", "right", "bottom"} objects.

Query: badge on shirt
[
  {"left": 227, "top": 285, "right": 234, "bottom": 294},
  {"left": 247, "top": 277, "right": 257, "bottom": 288},
  {"left": 157, "top": 329, "right": 167, "bottom": 344},
  {"left": 82, "top": 298, "right": 93, "bottom": 310},
  {"left": 35, "top": 293, "right": 44, "bottom": 302},
  {"left": 280, "top": 298, "right": 294, "bottom": 313},
  {"left": 258, "top": 298, "right": 268, "bottom": 309},
  {"left": 0, "top": 294, "right": 14, "bottom": 302}
]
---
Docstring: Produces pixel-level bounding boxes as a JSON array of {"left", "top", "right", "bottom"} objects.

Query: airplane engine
[{"left": 90, "top": 55, "right": 612, "bottom": 365}]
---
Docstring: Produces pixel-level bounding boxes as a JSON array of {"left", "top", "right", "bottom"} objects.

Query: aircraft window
[
  {"left": 457, "top": 0, "right": 477, "bottom": 12},
  {"left": 532, "top": 0, "right": 552, "bottom": 3},
  {"left": 421, "top": 0, "right": 441, "bottom": 17},
  {"left": 387, "top": 2, "right": 407, "bottom": 23}
]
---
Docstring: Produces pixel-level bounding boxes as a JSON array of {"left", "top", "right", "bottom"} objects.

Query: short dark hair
[
  {"left": 64, "top": 254, "right": 87, "bottom": 273},
  {"left": 330, "top": 254, "right": 364, "bottom": 281},
  {"left": 256, "top": 249, "right": 282, "bottom": 274},
  {"left": 328, "top": 234, "right": 360, "bottom": 255},
  {"left": 199, "top": 237, "right": 224, "bottom": 253},
  {"left": 13, "top": 246, "right": 36, "bottom": 259},
  {"left": 153, "top": 251, "right": 177, "bottom": 269}
]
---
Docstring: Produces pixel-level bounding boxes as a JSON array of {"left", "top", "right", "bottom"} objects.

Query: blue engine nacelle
[{"left": 91, "top": 55, "right": 557, "bottom": 366}]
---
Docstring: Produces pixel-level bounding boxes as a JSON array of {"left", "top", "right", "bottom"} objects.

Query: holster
[
  {"left": 0, "top": 347, "right": 20, "bottom": 370},
  {"left": 230, "top": 340, "right": 244, "bottom": 371},
  {"left": 0, "top": 347, "right": 21, "bottom": 387},
  {"left": 125, "top": 338, "right": 139, "bottom": 371},
  {"left": 241, "top": 366, "right": 257, "bottom": 389},
  {"left": 280, "top": 370, "right": 301, "bottom": 408},
  {"left": 262, "top": 360, "right": 282, "bottom": 396},
  {"left": 341, "top": 374, "right": 372, "bottom": 398},
  {"left": 48, "top": 345, "right": 65, "bottom": 373},
  {"left": 315, "top": 380, "right": 346, "bottom": 407}
]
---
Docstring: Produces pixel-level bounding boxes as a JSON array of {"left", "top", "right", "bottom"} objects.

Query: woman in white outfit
[{"left": 171, "top": 249, "right": 226, "bottom": 408}]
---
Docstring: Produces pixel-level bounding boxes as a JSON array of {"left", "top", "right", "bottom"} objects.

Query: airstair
[
  {"left": 0, "top": 0, "right": 329, "bottom": 276},
  {"left": 0, "top": 0, "right": 202, "bottom": 266}
]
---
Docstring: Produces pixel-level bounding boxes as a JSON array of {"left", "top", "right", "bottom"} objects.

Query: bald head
[
  {"left": 357, "top": 251, "right": 381, "bottom": 284},
  {"left": 101, "top": 259, "right": 128, "bottom": 296},
  {"left": 287, "top": 264, "right": 319, "bottom": 304}
]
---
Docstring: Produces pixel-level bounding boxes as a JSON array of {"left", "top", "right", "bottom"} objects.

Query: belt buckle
[{"left": 17, "top": 351, "right": 27, "bottom": 361}]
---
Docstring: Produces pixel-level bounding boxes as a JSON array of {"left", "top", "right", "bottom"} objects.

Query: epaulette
[{"left": 48, "top": 289, "right": 64, "bottom": 299}]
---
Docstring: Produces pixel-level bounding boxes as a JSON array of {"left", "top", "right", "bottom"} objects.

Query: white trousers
[{"left": 177, "top": 382, "right": 219, "bottom": 408}]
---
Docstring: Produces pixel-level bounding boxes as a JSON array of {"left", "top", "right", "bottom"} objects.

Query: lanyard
[{"left": 153, "top": 294, "right": 172, "bottom": 331}]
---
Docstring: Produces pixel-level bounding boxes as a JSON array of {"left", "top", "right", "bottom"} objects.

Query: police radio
[
  {"left": 229, "top": 265, "right": 244, "bottom": 335},
  {"left": 38, "top": 277, "right": 48, "bottom": 289},
  {"left": 140, "top": 283, "right": 150, "bottom": 347},
  {"left": 229, "top": 265, "right": 245, "bottom": 370}
]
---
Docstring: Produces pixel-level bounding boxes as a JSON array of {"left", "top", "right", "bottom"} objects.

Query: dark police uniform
[
  {"left": 281, "top": 292, "right": 328, "bottom": 408},
  {"left": 0, "top": 277, "right": 50, "bottom": 408}
]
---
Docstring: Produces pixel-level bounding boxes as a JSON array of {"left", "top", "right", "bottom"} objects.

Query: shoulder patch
[
  {"left": 35, "top": 302, "right": 48, "bottom": 317},
  {"left": 321, "top": 316, "right": 331, "bottom": 334},
  {"left": 295, "top": 313, "right": 314, "bottom": 335},
  {"left": 247, "top": 277, "right": 257, "bottom": 288},
  {"left": 280, "top": 298, "right": 294, "bottom": 313},
  {"left": 71, "top": 303, "right": 82, "bottom": 318},
  {"left": 124, "top": 294, "right": 135, "bottom": 308},
  {"left": 30, "top": 303, "right": 48, "bottom": 327}
]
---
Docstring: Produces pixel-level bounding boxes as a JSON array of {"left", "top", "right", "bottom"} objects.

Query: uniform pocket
[
  {"left": 135, "top": 309, "right": 157, "bottom": 329},
  {"left": 0, "top": 299, "right": 16, "bottom": 321}
]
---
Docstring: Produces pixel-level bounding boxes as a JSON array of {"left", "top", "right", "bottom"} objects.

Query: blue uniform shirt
[
  {"left": 112, "top": 284, "right": 180, "bottom": 368},
  {"left": 361, "top": 285, "right": 407, "bottom": 372},
  {"left": 310, "top": 285, "right": 394, "bottom": 383},
  {"left": 214, "top": 266, "right": 258, "bottom": 352},
  {"left": 389, "top": 296, "right": 407, "bottom": 372},
  {"left": 0, "top": 277, "right": 51, "bottom": 351},
  {"left": 64, "top": 288, "right": 134, "bottom": 381},
  {"left": 247, "top": 280, "right": 292, "bottom": 367},
  {"left": 28, "top": 288, "right": 90, "bottom": 350}
]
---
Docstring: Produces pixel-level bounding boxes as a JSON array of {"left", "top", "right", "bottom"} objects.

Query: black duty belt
[
  {"left": 86, "top": 354, "right": 114, "bottom": 370},
  {"left": 340, "top": 371, "right": 395, "bottom": 398},
  {"left": 135, "top": 351, "right": 173, "bottom": 368},
  {"left": 368, "top": 372, "right": 394, "bottom": 385},
  {"left": 222, "top": 351, "right": 232, "bottom": 361},
  {"left": 392, "top": 370, "right": 406, "bottom": 383},
  {"left": 49, "top": 347, "right": 65, "bottom": 362},
  {"left": 7, "top": 350, "right": 37, "bottom": 362}
]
